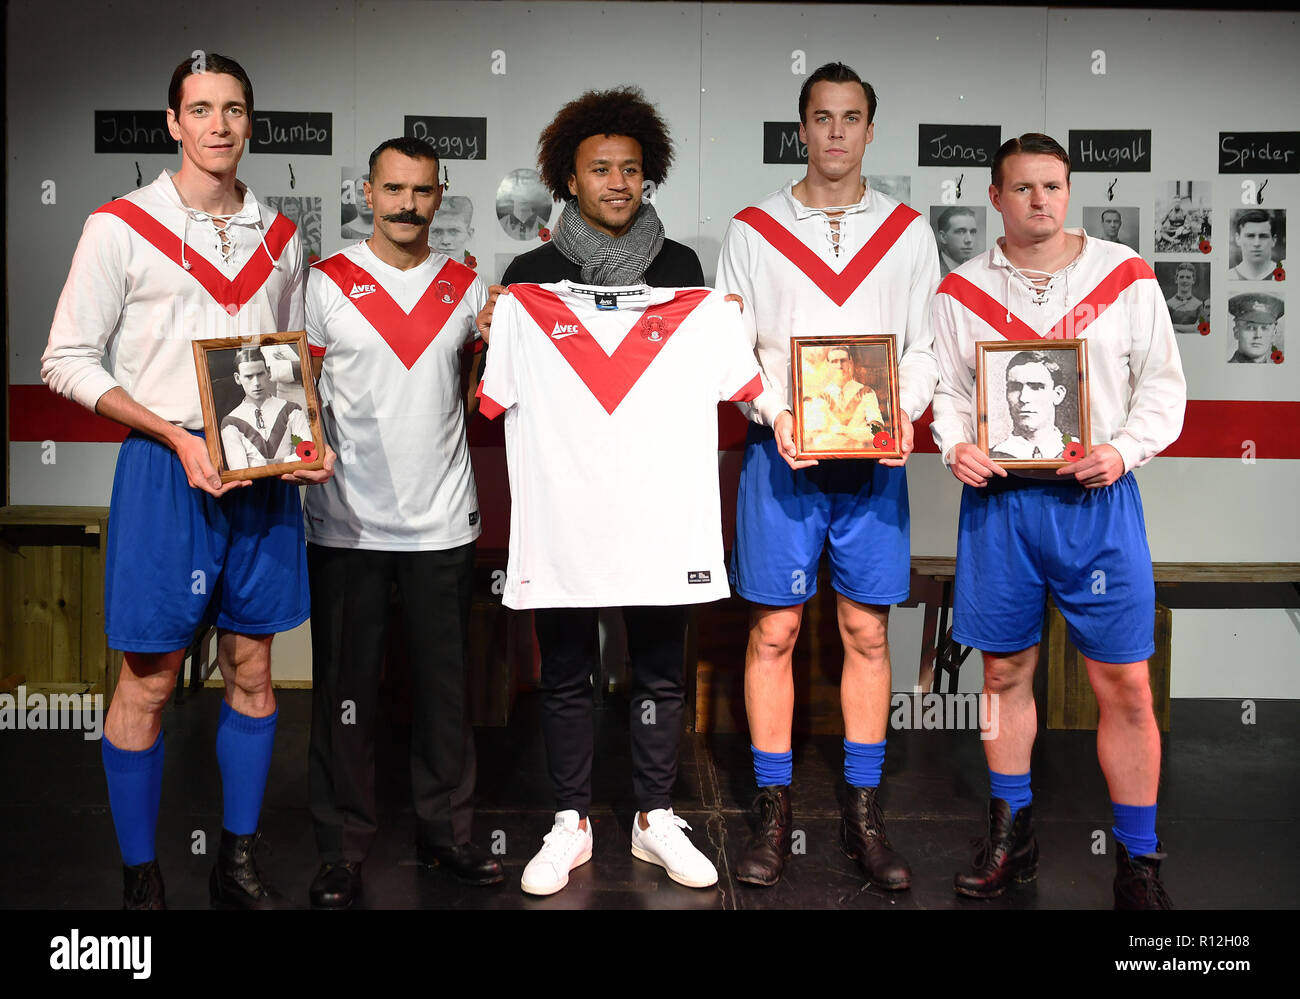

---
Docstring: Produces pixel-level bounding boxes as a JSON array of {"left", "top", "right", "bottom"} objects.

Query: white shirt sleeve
[
  {"left": 716, "top": 221, "right": 785, "bottom": 428},
  {"left": 1106, "top": 283, "right": 1187, "bottom": 472},
  {"left": 221, "top": 423, "right": 251, "bottom": 470},
  {"left": 929, "top": 289, "right": 979, "bottom": 464},
  {"left": 711, "top": 296, "right": 763, "bottom": 402},
  {"left": 477, "top": 292, "right": 520, "bottom": 418},
  {"left": 896, "top": 220, "right": 942, "bottom": 422},
  {"left": 41, "top": 214, "right": 130, "bottom": 413}
]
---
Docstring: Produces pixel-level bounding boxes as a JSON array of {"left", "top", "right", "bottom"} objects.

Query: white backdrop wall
[{"left": 6, "top": 2, "right": 1299, "bottom": 695}]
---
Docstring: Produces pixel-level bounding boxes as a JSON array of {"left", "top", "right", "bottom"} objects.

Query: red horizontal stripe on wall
[
  {"left": 10, "top": 385, "right": 128, "bottom": 443},
  {"left": 11, "top": 386, "right": 1300, "bottom": 460}
]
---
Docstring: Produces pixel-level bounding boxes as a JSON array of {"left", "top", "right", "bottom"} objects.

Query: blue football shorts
[
  {"left": 952, "top": 472, "right": 1156, "bottom": 664},
  {"left": 730, "top": 424, "right": 910, "bottom": 608},
  {"left": 104, "top": 431, "right": 309, "bottom": 653}
]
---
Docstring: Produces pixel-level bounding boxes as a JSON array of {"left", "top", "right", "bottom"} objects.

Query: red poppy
[
  {"left": 464, "top": 252, "right": 478, "bottom": 270},
  {"left": 295, "top": 440, "right": 318, "bottom": 462},
  {"left": 1271, "top": 349, "right": 1284, "bottom": 364},
  {"left": 1198, "top": 239, "right": 1211, "bottom": 254},
  {"left": 873, "top": 431, "right": 893, "bottom": 450},
  {"left": 1197, "top": 320, "right": 1210, "bottom": 336},
  {"left": 538, "top": 227, "right": 551, "bottom": 242},
  {"left": 1274, "top": 266, "right": 1286, "bottom": 282},
  {"left": 1064, "top": 441, "right": 1085, "bottom": 462}
]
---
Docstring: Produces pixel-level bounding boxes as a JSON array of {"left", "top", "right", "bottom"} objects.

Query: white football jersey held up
[
  {"left": 479, "top": 281, "right": 762, "bottom": 609},
  {"left": 304, "top": 241, "right": 486, "bottom": 551}
]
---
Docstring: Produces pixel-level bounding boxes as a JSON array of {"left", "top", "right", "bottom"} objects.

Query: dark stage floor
[{"left": 1, "top": 690, "right": 1297, "bottom": 911}]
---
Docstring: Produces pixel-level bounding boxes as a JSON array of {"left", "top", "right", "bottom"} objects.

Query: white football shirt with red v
[
  {"left": 304, "top": 240, "right": 487, "bottom": 551},
  {"left": 479, "top": 281, "right": 762, "bottom": 609}
]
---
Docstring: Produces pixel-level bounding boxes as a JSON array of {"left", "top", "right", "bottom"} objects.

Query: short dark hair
[
  {"left": 991, "top": 133, "right": 1071, "bottom": 189},
  {"left": 1101, "top": 208, "right": 1121, "bottom": 222},
  {"left": 234, "top": 347, "right": 265, "bottom": 371},
  {"left": 1007, "top": 350, "right": 1066, "bottom": 390},
  {"left": 1175, "top": 262, "right": 1197, "bottom": 278},
  {"left": 368, "top": 137, "right": 440, "bottom": 181},
  {"left": 537, "top": 87, "right": 674, "bottom": 202},
  {"left": 799, "top": 62, "right": 877, "bottom": 125},
  {"left": 169, "top": 52, "right": 254, "bottom": 117},
  {"left": 1234, "top": 209, "right": 1275, "bottom": 236},
  {"left": 936, "top": 206, "right": 977, "bottom": 232}
]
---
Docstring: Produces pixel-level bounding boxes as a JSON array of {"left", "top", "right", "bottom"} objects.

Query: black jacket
[{"left": 501, "top": 239, "right": 705, "bottom": 288}]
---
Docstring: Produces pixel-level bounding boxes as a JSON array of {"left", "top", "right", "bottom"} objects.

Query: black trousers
[
  {"left": 533, "top": 605, "right": 688, "bottom": 816},
  {"left": 307, "top": 542, "right": 477, "bottom": 862}
]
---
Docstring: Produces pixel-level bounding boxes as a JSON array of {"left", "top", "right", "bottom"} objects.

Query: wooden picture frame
[
  {"left": 192, "top": 331, "right": 326, "bottom": 483},
  {"left": 791, "top": 334, "right": 902, "bottom": 460},
  {"left": 975, "top": 339, "right": 1091, "bottom": 469}
]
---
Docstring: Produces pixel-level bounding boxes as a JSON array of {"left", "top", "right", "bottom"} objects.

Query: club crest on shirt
[
  {"left": 437, "top": 279, "right": 455, "bottom": 304},
  {"left": 642, "top": 316, "right": 667, "bottom": 342}
]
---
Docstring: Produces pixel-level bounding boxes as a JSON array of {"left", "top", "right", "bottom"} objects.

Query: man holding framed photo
[
  {"left": 930, "top": 133, "right": 1186, "bottom": 909},
  {"left": 716, "top": 61, "right": 940, "bottom": 890},
  {"left": 987, "top": 350, "right": 1070, "bottom": 461},
  {"left": 41, "top": 53, "right": 334, "bottom": 909}
]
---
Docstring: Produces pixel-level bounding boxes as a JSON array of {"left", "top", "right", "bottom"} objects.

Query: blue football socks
[
  {"left": 843, "top": 738, "right": 886, "bottom": 789},
  {"left": 752, "top": 745, "right": 793, "bottom": 787},
  {"left": 989, "top": 768, "right": 1033, "bottom": 817},
  {"left": 215, "top": 701, "right": 278, "bottom": 836},
  {"left": 1112, "top": 802, "right": 1159, "bottom": 857},
  {"left": 102, "top": 731, "right": 165, "bottom": 867}
]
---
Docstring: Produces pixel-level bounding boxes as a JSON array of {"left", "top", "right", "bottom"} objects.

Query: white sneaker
[
  {"left": 630, "top": 808, "right": 718, "bottom": 888},
  {"left": 521, "top": 810, "right": 593, "bottom": 896}
]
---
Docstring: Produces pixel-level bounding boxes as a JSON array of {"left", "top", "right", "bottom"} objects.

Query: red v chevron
[
  {"left": 94, "top": 199, "right": 295, "bottom": 314},
  {"left": 510, "top": 285, "right": 711, "bottom": 414},
  {"left": 936, "top": 257, "right": 1156, "bottom": 341},
  {"left": 314, "top": 255, "right": 475, "bottom": 369},
  {"left": 734, "top": 203, "right": 920, "bottom": 306}
]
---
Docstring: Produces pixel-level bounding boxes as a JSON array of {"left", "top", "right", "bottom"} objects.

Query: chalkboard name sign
[
  {"left": 249, "top": 112, "right": 332, "bottom": 154},
  {"left": 404, "top": 116, "right": 486, "bottom": 160},
  {"left": 1219, "top": 132, "right": 1299, "bottom": 174},
  {"left": 917, "top": 124, "right": 1000, "bottom": 167},
  {"left": 95, "top": 110, "right": 175, "bottom": 154},
  {"left": 1068, "top": 130, "right": 1151, "bottom": 172},
  {"left": 763, "top": 122, "right": 806, "bottom": 164}
]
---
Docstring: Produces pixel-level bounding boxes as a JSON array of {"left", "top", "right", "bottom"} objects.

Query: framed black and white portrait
[
  {"left": 340, "top": 168, "right": 372, "bottom": 240},
  {"left": 1154, "top": 261, "right": 1211, "bottom": 335},
  {"left": 495, "top": 169, "right": 553, "bottom": 242},
  {"left": 264, "top": 195, "right": 322, "bottom": 266},
  {"left": 976, "top": 340, "right": 1090, "bottom": 469},
  {"left": 1083, "top": 205, "right": 1139, "bottom": 252},
  {"left": 930, "top": 206, "right": 986, "bottom": 276},
  {"left": 790, "top": 335, "right": 901, "bottom": 461},
  {"left": 429, "top": 194, "right": 478, "bottom": 269},
  {"left": 193, "top": 332, "right": 326, "bottom": 482},
  {"left": 1227, "top": 208, "right": 1286, "bottom": 282},
  {"left": 1227, "top": 292, "right": 1285, "bottom": 365},
  {"left": 1154, "top": 181, "right": 1211, "bottom": 254}
]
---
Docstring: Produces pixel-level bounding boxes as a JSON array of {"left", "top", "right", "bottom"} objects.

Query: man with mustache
[{"left": 303, "top": 137, "right": 499, "bottom": 907}]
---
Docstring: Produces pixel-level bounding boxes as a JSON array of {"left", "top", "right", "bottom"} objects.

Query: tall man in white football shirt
[
  {"left": 42, "top": 53, "right": 334, "bottom": 910},
  {"left": 303, "top": 137, "right": 500, "bottom": 908},
  {"left": 716, "top": 62, "right": 940, "bottom": 889},
  {"left": 930, "top": 133, "right": 1185, "bottom": 909}
]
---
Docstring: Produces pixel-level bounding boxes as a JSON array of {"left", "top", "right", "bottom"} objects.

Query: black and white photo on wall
[
  {"left": 976, "top": 340, "right": 1090, "bottom": 469},
  {"left": 1155, "top": 181, "right": 1212, "bottom": 253},
  {"left": 868, "top": 175, "right": 911, "bottom": 205},
  {"left": 496, "top": 169, "right": 553, "bottom": 242},
  {"left": 1154, "top": 262, "right": 1210, "bottom": 335},
  {"left": 1227, "top": 292, "right": 1285, "bottom": 365},
  {"left": 264, "top": 196, "right": 322, "bottom": 266},
  {"left": 1082, "top": 205, "right": 1139, "bottom": 252},
  {"left": 930, "top": 206, "right": 986, "bottom": 276},
  {"left": 430, "top": 195, "right": 478, "bottom": 270},
  {"left": 340, "top": 168, "right": 372, "bottom": 240},
  {"left": 1227, "top": 208, "right": 1286, "bottom": 282}
]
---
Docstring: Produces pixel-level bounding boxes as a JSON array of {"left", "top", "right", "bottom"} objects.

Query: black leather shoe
[
  {"left": 123, "top": 860, "right": 166, "bottom": 910},
  {"left": 209, "top": 829, "right": 294, "bottom": 909},
  {"left": 736, "top": 785, "right": 792, "bottom": 887},
  {"left": 309, "top": 861, "right": 362, "bottom": 910},
  {"left": 840, "top": 785, "right": 912, "bottom": 890},
  {"left": 417, "top": 841, "right": 504, "bottom": 886},
  {"left": 1114, "top": 842, "right": 1172, "bottom": 910},
  {"left": 954, "top": 799, "right": 1038, "bottom": 898}
]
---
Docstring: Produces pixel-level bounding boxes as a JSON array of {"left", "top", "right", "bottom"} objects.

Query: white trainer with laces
[
  {"left": 521, "top": 809, "right": 593, "bottom": 896},
  {"left": 630, "top": 808, "right": 718, "bottom": 888}
]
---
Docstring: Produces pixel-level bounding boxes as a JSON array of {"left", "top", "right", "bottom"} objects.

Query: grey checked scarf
[{"left": 552, "top": 200, "right": 665, "bottom": 286}]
